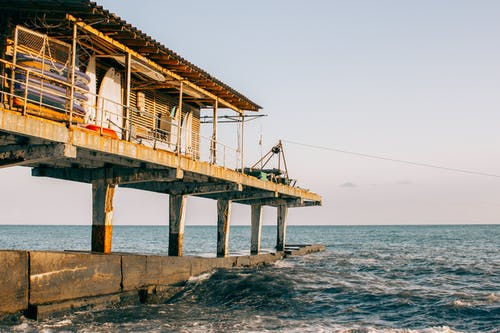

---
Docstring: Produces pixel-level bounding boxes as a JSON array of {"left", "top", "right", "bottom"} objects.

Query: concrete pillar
[
  {"left": 276, "top": 205, "right": 288, "bottom": 252},
  {"left": 217, "top": 199, "right": 232, "bottom": 257},
  {"left": 91, "top": 180, "right": 115, "bottom": 253},
  {"left": 169, "top": 194, "right": 186, "bottom": 256},
  {"left": 250, "top": 204, "right": 263, "bottom": 255}
]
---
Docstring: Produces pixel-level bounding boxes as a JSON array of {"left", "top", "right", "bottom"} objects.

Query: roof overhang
[{"left": 0, "top": 0, "right": 262, "bottom": 112}]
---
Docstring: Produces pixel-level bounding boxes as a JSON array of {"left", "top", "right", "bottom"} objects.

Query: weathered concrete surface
[
  {"left": 250, "top": 253, "right": 283, "bottom": 266},
  {"left": 285, "top": 244, "right": 326, "bottom": 257},
  {"left": 121, "top": 254, "right": 147, "bottom": 291},
  {"left": 29, "top": 251, "right": 122, "bottom": 304},
  {"left": 0, "top": 244, "right": 325, "bottom": 320},
  {"left": 0, "top": 251, "right": 28, "bottom": 314},
  {"left": 28, "top": 294, "right": 121, "bottom": 321},
  {"left": 121, "top": 255, "right": 193, "bottom": 290},
  {"left": 235, "top": 253, "right": 284, "bottom": 267},
  {"left": 158, "top": 256, "right": 192, "bottom": 285}
]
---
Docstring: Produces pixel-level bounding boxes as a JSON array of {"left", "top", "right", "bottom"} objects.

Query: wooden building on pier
[{"left": 0, "top": 0, "right": 322, "bottom": 257}]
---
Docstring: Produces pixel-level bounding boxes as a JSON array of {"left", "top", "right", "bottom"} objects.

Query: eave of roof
[{"left": 0, "top": 0, "right": 261, "bottom": 112}]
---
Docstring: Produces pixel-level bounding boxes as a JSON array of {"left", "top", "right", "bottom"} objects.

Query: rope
[{"left": 283, "top": 140, "right": 500, "bottom": 179}]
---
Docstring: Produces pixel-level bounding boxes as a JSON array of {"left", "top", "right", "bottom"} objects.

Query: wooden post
[
  {"left": 217, "top": 199, "right": 232, "bottom": 257},
  {"left": 169, "top": 194, "right": 186, "bottom": 256},
  {"left": 91, "top": 180, "right": 115, "bottom": 253},
  {"left": 250, "top": 204, "right": 263, "bottom": 255},
  {"left": 276, "top": 205, "right": 288, "bottom": 252}
]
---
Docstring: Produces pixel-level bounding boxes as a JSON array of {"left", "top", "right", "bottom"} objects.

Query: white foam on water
[
  {"left": 451, "top": 299, "right": 473, "bottom": 308},
  {"left": 280, "top": 325, "right": 462, "bottom": 333},
  {"left": 486, "top": 292, "right": 498, "bottom": 303},
  {"left": 273, "top": 260, "right": 296, "bottom": 268},
  {"left": 188, "top": 271, "right": 213, "bottom": 282},
  {"left": 11, "top": 322, "right": 30, "bottom": 332}
]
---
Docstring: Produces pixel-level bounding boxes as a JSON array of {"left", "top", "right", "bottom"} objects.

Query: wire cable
[{"left": 283, "top": 140, "right": 500, "bottom": 179}]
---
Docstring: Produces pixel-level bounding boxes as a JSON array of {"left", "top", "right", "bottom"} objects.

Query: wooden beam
[
  {"left": 155, "top": 59, "right": 180, "bottom": 66},
  {"left": 0, "top": 143, "right": 76, "bottom": 168},
  {"left": 32, "top": 167, "right": 181, "bottom": 184},
  {"left": 137, "top": 46, "right": 161, "bottom": 54},
  {"left": 217, "top": 199, "right": 232, "bottom": 258},
  {"left": 121, "top": 181, "right": 241, "bottom": 195},
  {"left": 169, "top": 194, "right": 186, "bottom": 256},
  {"left": 119, "top": 40, "right": 149, "bottom": 47}
]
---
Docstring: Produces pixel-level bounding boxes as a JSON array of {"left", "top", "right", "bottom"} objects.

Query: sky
[{"left": 1, "top": 0, "right": 500, "bottom": 225}]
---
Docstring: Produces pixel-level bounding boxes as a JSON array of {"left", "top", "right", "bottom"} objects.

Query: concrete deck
[{"left": 0, "top": 108, "right": 321, "bottom": 206}]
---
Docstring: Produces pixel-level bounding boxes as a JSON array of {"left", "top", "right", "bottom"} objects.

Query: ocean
[{"left": 0, "top": 224, "right": 498, "bottom": 333}]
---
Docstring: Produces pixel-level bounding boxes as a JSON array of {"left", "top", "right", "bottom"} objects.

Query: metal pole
[
  {"left": 68, "top": 23, "right": 78, "bottom": 127},
  {"left": 9, "top": 27, "right": 18, "bottom": 110},
  {"left": 99, "top": 98, "right": 104, "bottom": 136},
  {"left": 124, "top": 52, "right": 131, "bottom": 141},
  {"left": 176, "top": 81, "right": 183, "bottom": 156},
  {"left": 153, "top": 93, "right": 157, "bottom": 149},
  {"left": 22, "top": 70, "right": 29, "bottom": 116},
  {"left": 240, "top": 112, "right": 245, "bottom": 171},
  {"left": 211, "top": 99, "right": 218, "bottom": 164}
]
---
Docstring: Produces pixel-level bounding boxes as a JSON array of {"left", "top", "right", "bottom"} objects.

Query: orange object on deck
[{"left": 85, "top": 124, "right": 119, "bottom": 139}]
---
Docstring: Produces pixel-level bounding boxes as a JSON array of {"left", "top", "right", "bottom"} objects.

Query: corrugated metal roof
[{"left": 0, "top": 0, "right": 261, "bottom": 111}]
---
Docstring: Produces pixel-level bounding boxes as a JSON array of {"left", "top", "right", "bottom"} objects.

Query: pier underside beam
[
  {"left": 238, "top": 197, "right": 301, "bottom": 207},
  {"left": 121, "top": 181, "right": 240, "bottom": 195},
  {"left": 32, "top": 167, "right": 181, "bottom": 184},
  {"left": 91, "top": 180, "right": 115, "bottom": 253},
  {"left": 169, "top": 194, "right": 187, "bottom": 256},
  {"left": 0, "top": 143, "right": 76, "bottom": 168},
  {"left": 250, "top": 204, "right": 263, "bottom": 255},
  {"left": 276, "top": 205, "right": 288, "bottom": 252},
  {"left": 217, "top": 199, "right": 232, "bottom": 258},
  {"left": 201, "top": 189, "right": 276, "bottom": 201}
]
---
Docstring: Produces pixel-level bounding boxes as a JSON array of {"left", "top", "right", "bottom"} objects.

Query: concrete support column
[
  {"left": 276, "top": 205, "right": 288, "bottom": 252},
  {"left": 169, "top": 194, "right": 186, "bottom": 256},
  {"left": 250, "top": 204, "right": 263, "bottom": 255},
  {"left": 217, "top": 199, "right": 232, "bottom": 258},
  {"left": 91, "top": 180, "right": 115, "bottom": 253}
]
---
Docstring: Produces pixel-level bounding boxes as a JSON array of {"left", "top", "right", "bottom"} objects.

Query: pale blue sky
[{"left": 1, "top": 1, "right": 500, "bottom": 225}]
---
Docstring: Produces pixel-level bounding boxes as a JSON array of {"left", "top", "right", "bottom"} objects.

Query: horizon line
[{"left": 0, "top": 223, "right": 498, "bottom": 227}]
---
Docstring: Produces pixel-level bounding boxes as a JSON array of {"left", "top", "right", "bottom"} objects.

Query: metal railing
[{"left": 0, "top": 58, "right": 243, "bottom": 170}]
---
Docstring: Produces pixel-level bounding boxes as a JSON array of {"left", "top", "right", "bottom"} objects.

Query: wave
[{"left": 172, "top": 268, "right": 297, "bottom": 311}]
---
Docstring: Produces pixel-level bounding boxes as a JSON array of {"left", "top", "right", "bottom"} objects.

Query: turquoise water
[{"left": 0, "top": 225, "right": 498, "bottom": 332}]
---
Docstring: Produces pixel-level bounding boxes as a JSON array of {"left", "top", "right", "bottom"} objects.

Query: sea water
[{"left": 0, "top": 225, "right": 498, "bottom": 333}]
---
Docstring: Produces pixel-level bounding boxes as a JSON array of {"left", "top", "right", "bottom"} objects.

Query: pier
[{"left": 0, "top": 0, "right": 322, "bottom": 319}]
